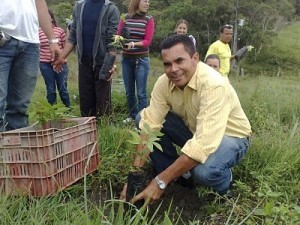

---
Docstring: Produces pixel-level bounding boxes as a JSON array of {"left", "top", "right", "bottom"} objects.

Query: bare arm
[
  {"left": 131, "top": 154, "right": 198, "bottom": 204},
  {"left": 35, "top": 0, "right": 60, "bottom": 61}
]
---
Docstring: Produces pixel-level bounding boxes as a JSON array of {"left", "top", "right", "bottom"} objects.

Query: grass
[{"left": 1, "top": 25, "right": 300, "bottom": 224}]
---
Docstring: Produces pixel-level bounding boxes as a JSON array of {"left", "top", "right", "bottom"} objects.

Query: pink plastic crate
[{"left": 0, "top": 117, "right": 99, "bottom": 196}]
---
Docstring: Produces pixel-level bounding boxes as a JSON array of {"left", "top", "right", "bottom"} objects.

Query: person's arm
[
  {"left": 131, "top": 153, "right": 198, "bottom": 204},
  {"left": 35, "top": 0, "right": 60, "bottom": 62},
  {"left": 120, "top": 76, "right": 170, "bottom": 201},
  {"left": 106, "top": 5, "right": 120, "bottom": 55},
  {"left": 53, "top": 42, "right": 75, "bottom": 72}
]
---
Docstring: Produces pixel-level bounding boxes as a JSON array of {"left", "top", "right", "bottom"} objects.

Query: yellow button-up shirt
[
  {"left": 205, "top": 40, "right": 232, "bottom": 76},
  {"left": 139, "top": 62, "right": 252, "bottom": 163}
]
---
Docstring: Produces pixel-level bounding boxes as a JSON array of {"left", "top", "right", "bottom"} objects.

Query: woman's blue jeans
[
  {"left": 0, "top": 38, "right": 39, "bottom": 131},
  {"left": 122, "top": 57, "right": 150, "bottom": 119},
  {"left": 40, "top": 63, "right": 70, "bottom": 107},
  {"left": 136, "top": 111, "right": 250, "bottom": 194}
]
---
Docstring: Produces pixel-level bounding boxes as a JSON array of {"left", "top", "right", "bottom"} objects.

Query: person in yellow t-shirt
[
  {"left": 205, "top": 25, "right": 236, "bottom": 76},
  {"left": 120, "top": 35, "right": 252, "bottom": 206}
]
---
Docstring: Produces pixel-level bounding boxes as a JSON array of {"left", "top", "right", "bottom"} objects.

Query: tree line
[{"left": 47, "top": 0, "right": 298, "bottom": 65}]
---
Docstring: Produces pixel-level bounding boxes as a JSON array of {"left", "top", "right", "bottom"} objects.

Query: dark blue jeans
[
  {"left": 0, "top": 38, "right": 39, "bottom": 131},
  {"left": 40, "top": 63, "right": 70, "bottom": 107},
  {"left": 136, "top": 111, "right": 250, "bottom": 194},
  {"left": 122, "top": 57, "right": 150, "bottom": 119}
]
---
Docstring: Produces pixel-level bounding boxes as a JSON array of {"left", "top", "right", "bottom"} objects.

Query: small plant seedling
[
  {"left": 127, "top": 123, "right": 163, "bottom": 152},
  {"left": 31, "top": 100, "right": 71, "bottom": 128}
]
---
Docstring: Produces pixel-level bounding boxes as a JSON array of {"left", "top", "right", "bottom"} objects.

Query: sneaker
[{"left": 123, "top": 117, "right": 134, "bottom": 124}]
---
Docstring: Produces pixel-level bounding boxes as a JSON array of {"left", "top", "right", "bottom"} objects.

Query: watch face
[
  {"left": 158, "top": 181, "right": 167, "bottom": 189},
  {"left": 155, "top": 176, "right": 167, "bottom": 190}
]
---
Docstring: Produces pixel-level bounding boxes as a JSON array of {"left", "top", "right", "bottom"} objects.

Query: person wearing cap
[{"left": 205, "top": 25, "right": 236, "bottom": 76}]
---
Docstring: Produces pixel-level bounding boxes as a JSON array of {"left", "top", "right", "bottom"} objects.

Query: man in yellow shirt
[
  {"left": 205, "top": 25, "right": 236, "bottom": 76},
  {"left": 121, "top": 35, "right": 251, "bottom": 205}
]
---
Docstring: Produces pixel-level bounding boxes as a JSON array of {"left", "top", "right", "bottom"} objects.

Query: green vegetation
[{"left": 1, "top": 5, "right": 300, "bottom": 224}]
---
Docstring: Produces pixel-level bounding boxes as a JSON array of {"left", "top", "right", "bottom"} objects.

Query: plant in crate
[
  {"left": 30, "top": 100, "right": 71, "bottom": 129},
  {"left": 125, "top": 123, "right": 163, "bottom": 209}
]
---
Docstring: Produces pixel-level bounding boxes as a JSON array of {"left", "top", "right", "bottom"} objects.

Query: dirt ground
[{"left": 90, "top": 183, "right": 228, "bottom": 225}]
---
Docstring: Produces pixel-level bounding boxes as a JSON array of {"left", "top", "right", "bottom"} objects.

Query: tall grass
[{"left": 2, "top": 29, "right": 300, "bottom": 223}]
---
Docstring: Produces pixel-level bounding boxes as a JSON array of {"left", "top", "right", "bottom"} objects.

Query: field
[{"left": 0, "top": 22, "right": 300, "bottom": 224}]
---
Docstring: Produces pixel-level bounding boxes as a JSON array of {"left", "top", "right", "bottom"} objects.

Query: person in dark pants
[
  {"left": 120, "top": 35, "right": 252, "bottom": 205},
  {"left": 54, "top": 0, "right": 119, "bottom": 118}
]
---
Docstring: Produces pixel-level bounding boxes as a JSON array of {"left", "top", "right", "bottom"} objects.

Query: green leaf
[{"left": 264, "top": 201, "right": 274, "bottom": 216}]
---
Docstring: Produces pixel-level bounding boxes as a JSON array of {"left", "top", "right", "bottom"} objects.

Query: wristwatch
[
  {"left": 48, "top": 38, "right": 59, "bottom": 44},
  {"left": 154, "top": 176, "right": 167, "bottom": 190}
]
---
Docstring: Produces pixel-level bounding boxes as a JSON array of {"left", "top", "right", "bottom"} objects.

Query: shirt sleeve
[
  {"left": 117, "top": 19, "right": 124, "bottom": 35},
  {"left": 106, "top": 5, "right": 120, "bottom": 52},
  {"left": 139, "top": 75, "right": 170, "bottom": 131},
  {"left": 141, "top": 17, "right": 154, "bottom": 48},
  {"left": 181, "top": 84, "right": 231, "bottom": 163},
  {"left": 205, "top": 43, "right": 218, "bottom": 59}
]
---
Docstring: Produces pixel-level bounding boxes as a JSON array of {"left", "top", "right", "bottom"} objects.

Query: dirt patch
[{"left": 89, "top": 183, "right": 224, "bottom": 224}]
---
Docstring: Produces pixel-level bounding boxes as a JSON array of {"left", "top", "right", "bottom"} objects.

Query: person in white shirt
[{"left": 0, "top": 0, "right": 60, "bottom": 131}]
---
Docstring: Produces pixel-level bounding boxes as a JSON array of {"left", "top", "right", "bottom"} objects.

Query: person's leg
[
  {"left": 5, "top": 40, "right": 39, "bottom": 130},
  {"left": 191, "top": 136, "right": 250, "bottom": 194},
  {"left": 78, "top": 57, "right": 97, "bottom": 117},
  {"left": 0, "top": 39, "right": 15, "bottom": 131},
  {"left": 95, "top": 64, "right": 112, "bottom": 117},
  {"left": 135, "top": 57, "right": 150, "bottom": 112},
  {"left": 135, "top": 111, "right": 193, "bottom": 174},
  {"left": 40, "top": 62, "right": 57, "bottom": 105},
  {"left": 122, "top": 57, "right": 137, "bottom": 119},
  {"left": 56, "top": 63, "right": 71, "bottom": 107}
]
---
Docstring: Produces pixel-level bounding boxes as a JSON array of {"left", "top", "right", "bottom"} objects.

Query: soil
[{"left": 89, "top": 183, "right": 227, "bottom": 225}]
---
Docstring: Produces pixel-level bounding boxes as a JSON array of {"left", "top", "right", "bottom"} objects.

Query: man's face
[
  {"left": 220, "top": 28, "right": 233, "bottom": 44},
  {"left": 161, "top": 43, "right": 199, "bottom": 89},
  {"left": 206, "top": 58, "right": 220, "bottom": 71}
]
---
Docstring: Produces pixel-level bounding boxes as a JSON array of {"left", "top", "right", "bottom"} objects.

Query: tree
[{"left": 297, "top": 0, "right": 300, "bottom": 15}]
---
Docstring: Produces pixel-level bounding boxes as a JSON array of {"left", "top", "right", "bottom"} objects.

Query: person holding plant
[
  {"left": 39, "top": 10, "right": 71, "bottom": 108},
  {"left": 120, "top": 35, "right": 252, "bottom": 205},
  {"left": 117, "top": 0, "right": 155, "bottom": 124},
  {"left": 0, "top": 0, "right": 61, "bottom": 131},
  {"left": 174, "top": 19, "right": 196, "bottom": 48},
  {"left": 205, "top": 24, "right": 236, "bottom": 76},
  {"left": 53, "top": 0, "right": 119, "bottom": 118}
]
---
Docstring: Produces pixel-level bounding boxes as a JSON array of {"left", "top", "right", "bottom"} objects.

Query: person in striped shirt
[
  {"left": 117, "top": 0, "right": 155, "bottom": 124},
  {"left": 39, "top": 10, "right": 71, "bottom": 108}
]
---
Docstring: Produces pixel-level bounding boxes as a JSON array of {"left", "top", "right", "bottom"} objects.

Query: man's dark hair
[
  {"left": 220, "top": 24, "right": 233, "bottom": 33},
  {"left": 160, "top": 34, "right": 196, "bottom": 58}
]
